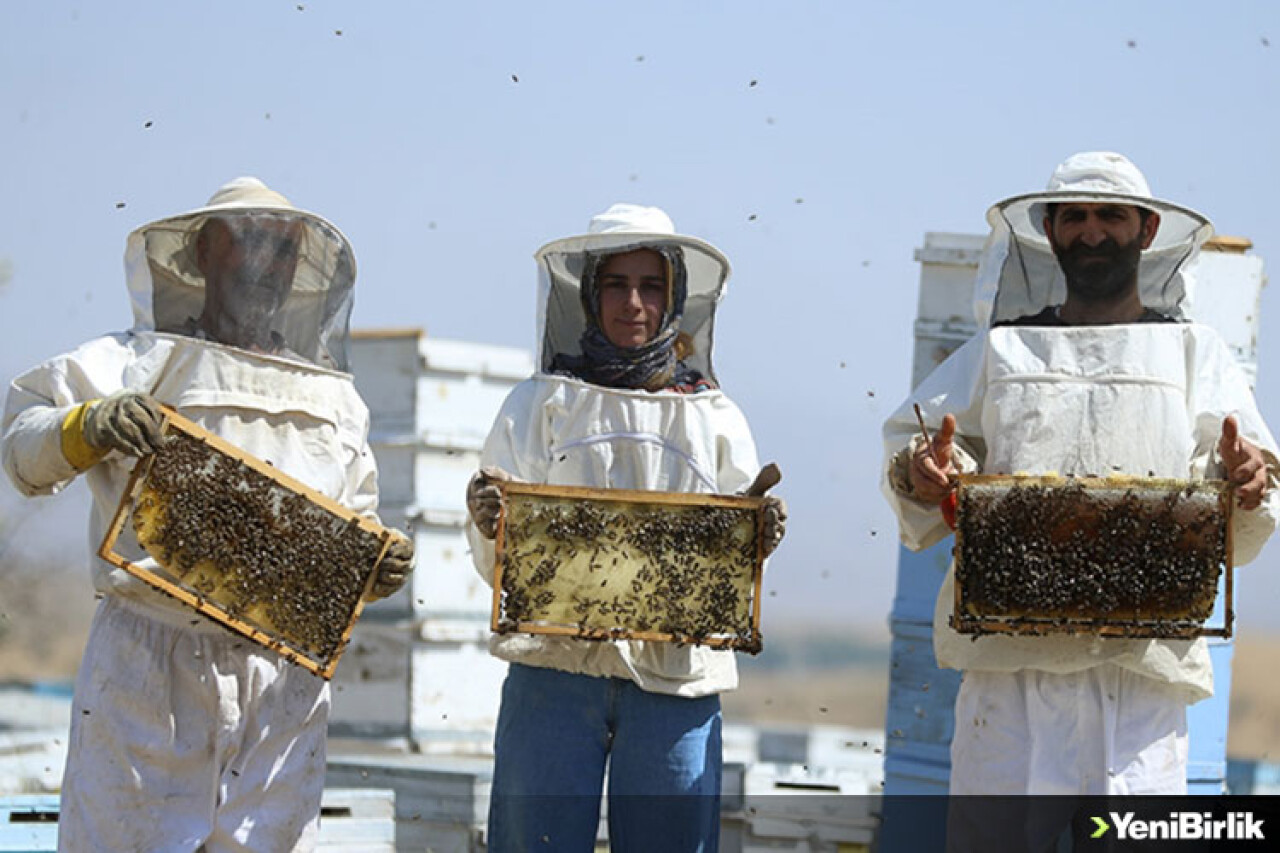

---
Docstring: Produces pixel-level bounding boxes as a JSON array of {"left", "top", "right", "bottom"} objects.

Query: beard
[{"left": 1053, "top": 234, "right": 1144, "bottom": 302}]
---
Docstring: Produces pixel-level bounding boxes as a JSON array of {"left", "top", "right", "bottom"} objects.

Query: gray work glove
[
  {"left": 466, "top": 466, "right": 511, "bottom": 540},
  {"left": 83, "top": 391, "right": 166, "bottom": 457},
  {"left": 760, "top": 496, "right": 788, "bottom": 557},
  {"left": 743, "top": 462, "right": 787, "bottom": 557},
  {"left": 367, "top": 531, "right": 414, "bottom": 601}
]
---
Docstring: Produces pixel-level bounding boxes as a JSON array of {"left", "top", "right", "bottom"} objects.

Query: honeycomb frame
[
  {"left": 98, "top": 406, "right": 394, "bottom": 679},
  {"left": 493, "top": 482, "right": 766, "bottom": 652},
  {"left": 953, "top": 474, "right": 1234, "bottom": 639}
]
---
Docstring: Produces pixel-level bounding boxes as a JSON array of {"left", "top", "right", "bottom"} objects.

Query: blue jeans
[{"left": 487, "top": 663, "right": 722, "bottom": 853}]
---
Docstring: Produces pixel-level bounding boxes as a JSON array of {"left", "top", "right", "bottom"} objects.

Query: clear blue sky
[{"left": 4, "top": 1, "right": 1280, "bottom": 633}]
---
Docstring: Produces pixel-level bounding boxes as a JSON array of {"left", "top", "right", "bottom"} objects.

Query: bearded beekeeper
[
  {"left": 464, "top": 203, "right": 786, "bottom": 852},
  {"left": 882, "top": 152, "right": 1280, "bottom": 807},
  {"left": 2, "top": 177, "right": 413, "bottom": 853}
]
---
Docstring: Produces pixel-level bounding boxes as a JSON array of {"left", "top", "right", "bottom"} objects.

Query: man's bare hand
[
  {"left": 1220, "top": 415, "right": 1269, "bottom": 511},
  {"left": 909, "top": 413, "right": 958, "bottom": 505}
]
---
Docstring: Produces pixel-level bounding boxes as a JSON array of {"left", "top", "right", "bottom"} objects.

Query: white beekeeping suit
[
  {"left": 2, "top": 178, "right": 379, "bottom": 853},
  {"left": 466, "top": 203, "right": 761, "bottom": 697},
  {"left": 881, "top": 152, "right": 1280, "bottom": 798}
]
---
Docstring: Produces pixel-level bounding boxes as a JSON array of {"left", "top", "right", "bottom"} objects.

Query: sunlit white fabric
[
  {"left": 950, "top": 665, "right": 1189, "bottom": 796},
  {"left": 883, "top": 315, "right": 1279, "bottom": 701},
  {"left": 57, "top": 595, "right": 329, "bottom": 852},
  {"left": 467, "top": 374, "right": 760, "bottom": 697}
]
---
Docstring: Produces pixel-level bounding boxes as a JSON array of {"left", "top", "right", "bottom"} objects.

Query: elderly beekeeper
[
  {"left": 465, "top": 203, "right": 786, "bottom": 852},
  {"left": 1, "top": 177, "right": 413, "bottom": 853},
  {"left": 882, "top": 151, "right": 1280, "bottom": 806}
]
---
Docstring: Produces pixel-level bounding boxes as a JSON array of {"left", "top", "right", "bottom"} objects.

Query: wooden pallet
[
  {"left": 952, "top": 474, "right": 1233, "bottom": 638},
  {"left": 492, "top": 481, "right": 766, "bottom": 652},
  {"left": 98, "top": 406, "right": 394, "bottom": 678}
]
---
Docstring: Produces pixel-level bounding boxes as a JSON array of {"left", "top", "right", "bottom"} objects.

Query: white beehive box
[
  {"left": 910, "top": 233, "right": 984, "bottom": 390},
  {"left": 329, "top": 330, "right": 534, "bottom": 750},
  {"left": 1185, "top": 238, "right": 1265, "bottom": 383}
]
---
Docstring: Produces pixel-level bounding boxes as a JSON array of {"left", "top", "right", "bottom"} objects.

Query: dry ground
[
  {"left": 0, "top": 565, "right": 94, "bottom": 682},
  {"left": 1222, "top": 636, "right": 1280, "bottom": 762},
  {"left": 722, "top": 668, "right": 889, "bottom": 730},
  {"left": 724, "top": 633, "right": 1280, "bottom": 761}
]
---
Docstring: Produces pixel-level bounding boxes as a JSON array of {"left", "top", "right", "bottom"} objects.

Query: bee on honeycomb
[
  {"left": 954, "top": 477, "right": 1229, "bottom": 638},
  {"left": 131, "top": 430, "right": 385, "bottom": 664},
  {"left": 497, "top": 490, "right": 763, "bottom": 652}
]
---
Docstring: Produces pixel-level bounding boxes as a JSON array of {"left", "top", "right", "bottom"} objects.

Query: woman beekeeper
[{"left": 465, "top": 203, "right": 785, "bottom": 852}]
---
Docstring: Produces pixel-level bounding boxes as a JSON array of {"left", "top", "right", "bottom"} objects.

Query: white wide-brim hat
[
  {"left": 987, "top": 151, "right": 1212, "bottom": 252},
  {"left": 133, "top": 177, "right": 357, "bottom": 290}
]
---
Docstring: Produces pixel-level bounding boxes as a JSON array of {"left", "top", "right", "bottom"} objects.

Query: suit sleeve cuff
[{"left": 60, "top": 400, "right": 107, "bottom": 471}]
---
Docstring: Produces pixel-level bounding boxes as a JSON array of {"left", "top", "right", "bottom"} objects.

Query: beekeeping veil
[
  {"left": 973, "top": 151, "right": 1213, "bottom": 327},
  {"left": 123, "top": 177, "right": 357, "bottom": 371},
  {"left": 534, "top": 203, "right": 731, "bottom": 386}
]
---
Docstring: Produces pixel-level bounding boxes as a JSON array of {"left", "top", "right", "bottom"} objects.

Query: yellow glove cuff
[{"left": 61, "top": 400, "right": 108, "bottom": 471}]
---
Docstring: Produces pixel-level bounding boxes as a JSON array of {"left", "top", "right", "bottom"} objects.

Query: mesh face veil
[
  {"left": 534, "top": 204, "right": 731, "bottom": 385},
  {"left": 973, "top": 152, "right": 1212, "bottom": 327},
  {"left": 125, "top": 178, "right": 357, "bottom": 370}
]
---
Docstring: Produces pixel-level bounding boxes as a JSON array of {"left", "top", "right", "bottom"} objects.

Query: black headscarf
[{"left": 550, "top": 245, "right": 710, "bottom": 391}]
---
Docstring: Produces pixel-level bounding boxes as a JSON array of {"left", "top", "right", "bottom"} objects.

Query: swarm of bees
[
  {"left": 129, "top": 429, "right": 385, "bottom": 665},
  {"left": 495, "top": 486, "right": 763, "bottom": 652},
  {"left": 953, "top": 476, "right": 1231, "bottom": 638}
]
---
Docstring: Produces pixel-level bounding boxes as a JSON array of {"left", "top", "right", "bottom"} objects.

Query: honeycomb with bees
[
  {"left": 953, "top": 475, "right": 1232, "bottom": 638},
  {"left": 99, "top": 408, "right": 394, "bottom": 678},
  {"left": 493, "top": 482, "right": 766, "bottom": 652}
]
